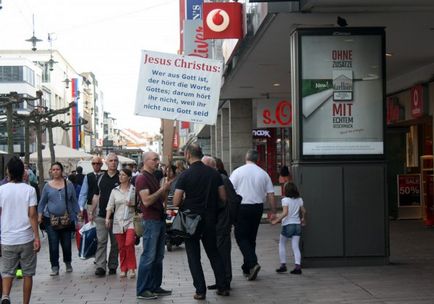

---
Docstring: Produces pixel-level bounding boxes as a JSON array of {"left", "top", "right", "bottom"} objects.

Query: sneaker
[
  {"left": 290, "top": 268, "right": 302, "bottom": 275},
  {"left": 120, "top": 271, "right": 127, "bottom": 278},
  {"left": 128, "top": 270, "right": 136, "bottom": 279},
  {"left": 50, "top": 266, "right": 59, "bottom": 276},
  {"left": 65, "top": 263, "right": 73, "bottom": 273},
  {"left": 1, "top": 298, "right": 11, "bottom": 304},
  {"left": 276, "top": 265, "right": 287, "bottom": 273},
  {"left": 108, "top": 268, "right": 117, "bottom": 275},
  {"left": 247, "top": 264, "right": 261, "bottom": 281},
  {"left": 95, "top": 267, "right": 106, "bottom": 277},
  {"left": 153, "top": 287, "right": 172, "bottom": 296},
  {"left": 16, "top": 268, "right": 23, "bottom": 279},
  {"left": 137, "top": 290, "right": 158, "bottom": 300}
]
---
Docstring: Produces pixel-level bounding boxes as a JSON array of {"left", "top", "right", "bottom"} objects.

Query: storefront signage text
[
  {"left": 252, "top": 129, "right": 271, "bottom": 138},
  {"left": 256, "top": 99, "right": 292, "bottom": 128},
  {"left": 186, "top": 0, "right": 203, "bottom": 20}
]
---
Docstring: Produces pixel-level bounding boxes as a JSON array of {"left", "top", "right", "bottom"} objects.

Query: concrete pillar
[
  {"left": 229, "top": 99, "right": 252, "bottom": 173},
  {"left": 221, "top": 107, "right": 230, "bottom": 171}
]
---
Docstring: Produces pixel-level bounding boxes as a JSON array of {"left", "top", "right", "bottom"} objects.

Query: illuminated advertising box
[{"left": 297, "top": 28, "right": 385, "bottom": 158}]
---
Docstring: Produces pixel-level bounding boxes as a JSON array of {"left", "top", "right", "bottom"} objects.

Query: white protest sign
[{"left": 135, "top": 50, "right": 223, "bottom": 125}]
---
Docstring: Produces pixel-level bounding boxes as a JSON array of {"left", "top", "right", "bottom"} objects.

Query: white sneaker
[{"left": 50, "top": 267, "right": 59, "bottom": 276}]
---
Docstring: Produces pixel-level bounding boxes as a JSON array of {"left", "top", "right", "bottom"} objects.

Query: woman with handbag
[
  {"left": 105, "top": 168, "right": 137, "bottom": 279},
  {"left": 38, "top": 162, "right": 80, "bottom": 276}
]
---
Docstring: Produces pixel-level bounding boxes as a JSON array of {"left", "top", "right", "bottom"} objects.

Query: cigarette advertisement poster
[
  {"left": 300, "top": 29, "right": 384, "bottom": 156},
  {"left": 135, "top": 50, "right": 223, "bottom": 125}
]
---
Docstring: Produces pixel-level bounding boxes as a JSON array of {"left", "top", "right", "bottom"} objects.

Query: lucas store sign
[{"left": 256, "top": 99, "right": 292, "bottom": 128}]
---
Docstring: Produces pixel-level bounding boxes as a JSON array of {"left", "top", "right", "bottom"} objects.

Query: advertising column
[{"left": 290, "top": 28, "right": 388, "bottom": 265}]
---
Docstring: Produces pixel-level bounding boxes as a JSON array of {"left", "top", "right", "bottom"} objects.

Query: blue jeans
[
  {"left": 136, "top": 219, "right": 166, "bottom": 295},
  {"left": 281, "top": 224, "right": 301, "bottom": 238},
  {"left": 44, "top": 216, "right": 72, "bottom": 268}
]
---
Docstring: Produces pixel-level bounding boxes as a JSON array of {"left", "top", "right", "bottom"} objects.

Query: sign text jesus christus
[{"left": 135, "top": 50, "right": 223, "bottom": 125}]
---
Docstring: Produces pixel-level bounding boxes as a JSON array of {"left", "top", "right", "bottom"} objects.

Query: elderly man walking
[
  {"left": 230, "top": 149, "right": 276, "bottom": 281},
  {"left": 89, "top": 153, "right": 120, "bottom": 277},
  {"left": 202, "top": 155, "right": 241, "bottom": 291},
  {"left": 78, "top": 156, "right": 103, "bottom": 222}
]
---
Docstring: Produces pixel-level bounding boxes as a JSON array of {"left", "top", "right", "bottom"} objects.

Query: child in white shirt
[{"left": 271, "top": 182, "right": 306, "bottom": 274}]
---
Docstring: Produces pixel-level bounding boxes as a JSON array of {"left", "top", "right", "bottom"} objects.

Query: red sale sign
[
  {"left": 397, "top": 174, "right": 421, "bottom": 207},
  {"left": 256, "top": 99, "right": 292, "bottom": 128}
]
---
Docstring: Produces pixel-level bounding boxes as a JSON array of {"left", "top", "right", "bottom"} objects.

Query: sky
[{"left": 0, "top": 0, "right": 180, "bottom": 134}]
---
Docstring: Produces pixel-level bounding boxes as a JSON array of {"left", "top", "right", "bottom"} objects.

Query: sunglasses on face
[{"left": 92, "top": 163, "right": 103, "bottom": 165}]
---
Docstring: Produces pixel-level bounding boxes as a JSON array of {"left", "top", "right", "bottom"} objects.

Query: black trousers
[
  {"left": 184, "top": 217, "right": 227, "bottom": 295},
  {"left": 234, "top": 204, "right": 263, "bottom": 274},
  {"left": 217, "top": 230, "right": 232, "bottom": 286}
]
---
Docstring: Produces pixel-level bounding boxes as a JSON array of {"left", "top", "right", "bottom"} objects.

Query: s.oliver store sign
[{"left": 256, "top": 99, "right": 292, "bottom": 128}]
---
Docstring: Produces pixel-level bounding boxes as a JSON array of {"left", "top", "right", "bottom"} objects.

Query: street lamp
[{"left": 63, "top": 78, "right": 71, "bottom": 89}]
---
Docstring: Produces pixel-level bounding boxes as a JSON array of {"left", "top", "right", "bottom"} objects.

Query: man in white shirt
[
  {"left": 0, "top": 156, "right": 40, "bottom": 304},
  {"left": 230, "top": 149, "right": 276, "bottom": 281}
]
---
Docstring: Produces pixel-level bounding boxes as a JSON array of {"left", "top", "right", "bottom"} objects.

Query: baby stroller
[{"left": 165, "top": 205, "right": 184, "bottom": 251}]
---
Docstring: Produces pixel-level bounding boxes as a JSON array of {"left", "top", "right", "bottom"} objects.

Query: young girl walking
[{"left": 271, "top": 182, "right": 306, "bottom": 274}]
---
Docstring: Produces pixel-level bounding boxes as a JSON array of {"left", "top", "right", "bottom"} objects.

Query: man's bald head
[{"left": 202, "top": 155, "right": 216, "bottom": 169}]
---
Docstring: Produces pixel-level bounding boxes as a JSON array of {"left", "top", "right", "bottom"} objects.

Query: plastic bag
[{"left": 78, "top": 222, "right": 97, "bottom": 260}]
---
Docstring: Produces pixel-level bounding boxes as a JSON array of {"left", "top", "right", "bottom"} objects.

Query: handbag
[
  {"left": 171, "top": 209, "right": 201, "bottom": 238},
  {"left": 50, "top": 179, "right": 75, "bottom": 231}
]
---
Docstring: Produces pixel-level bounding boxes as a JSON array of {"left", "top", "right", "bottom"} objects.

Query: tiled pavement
[{"left": 7, "top": 220, "right": 434, "bottom": 303}]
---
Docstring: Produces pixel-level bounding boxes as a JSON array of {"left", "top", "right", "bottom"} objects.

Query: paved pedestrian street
[{"left": 6, "top": 220, "right": 434, "bottom": 303}]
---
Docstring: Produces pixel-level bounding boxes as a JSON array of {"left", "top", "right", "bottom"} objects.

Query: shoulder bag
[
  {"left": 171, "top": 209, "right": 202, "bottom": 238},
  {"left": 50, "top": 179, "right": 75, "bottom": 231},
  {"left": 133, "top": 179, "right": 144, "bottom": 237},
  {"left": 170, "top": 178, "right": 212, "bottom": 238}
]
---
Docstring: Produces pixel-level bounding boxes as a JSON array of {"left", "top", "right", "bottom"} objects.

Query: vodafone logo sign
[
  {"left": 203, "top": 2, "right": 243, "bottom": 40},
  {"left": 410, "top": 84, "right": 424, "bottom": 118},
  {"left": 206, "top": 9, "right": 230, "bottom": 32},
  {"left": 412, "top": 89, "right": 419, "bottom": 107}
]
